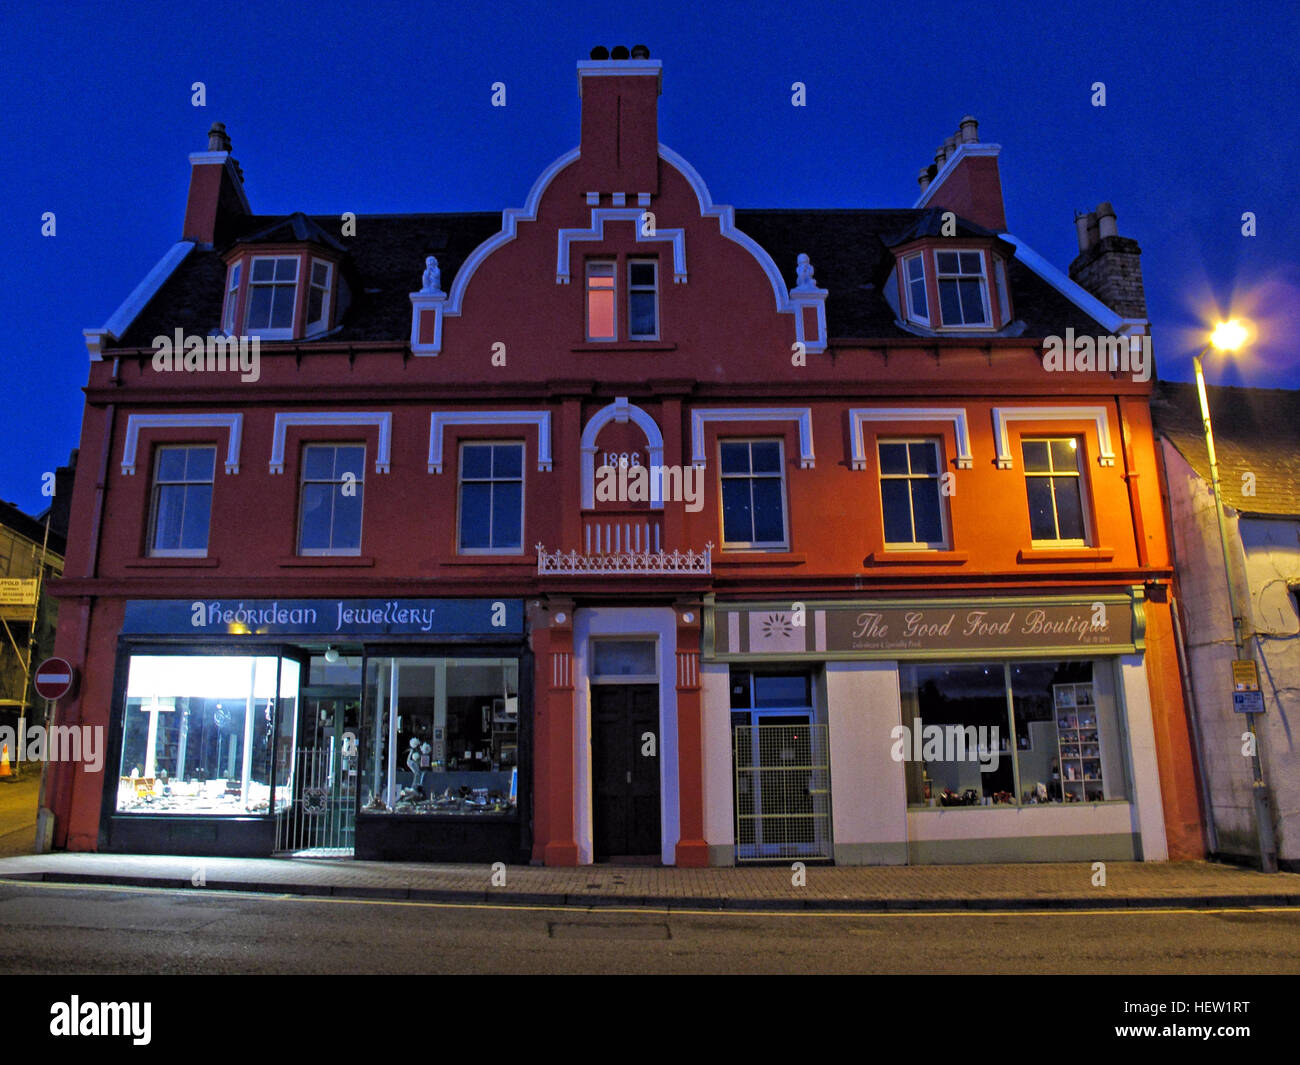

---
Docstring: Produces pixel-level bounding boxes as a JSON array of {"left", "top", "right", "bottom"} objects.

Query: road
[{"left": 0, "top": 879, "right": 1297, "bottom": 975}]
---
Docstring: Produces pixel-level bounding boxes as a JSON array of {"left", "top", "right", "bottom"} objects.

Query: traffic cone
[{"left": 0, "top": 742, "right": 11, "bottom": 778}]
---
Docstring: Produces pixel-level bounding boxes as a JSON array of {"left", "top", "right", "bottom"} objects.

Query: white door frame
[{"left": 573, "top": 606, "right": 680, "bottom": 865}]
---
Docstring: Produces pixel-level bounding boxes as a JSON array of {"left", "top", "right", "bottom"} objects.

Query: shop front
[
  {"left": 702, "top": 590, "right": 1171, "bottom": 864},
  {"left": 102, "top": 597, "right": 529, "bottom": 862}
]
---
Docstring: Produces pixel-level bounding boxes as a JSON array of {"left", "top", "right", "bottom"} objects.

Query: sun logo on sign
[{"left": 761, "top": 613, "right": 794, "bottom": 639}]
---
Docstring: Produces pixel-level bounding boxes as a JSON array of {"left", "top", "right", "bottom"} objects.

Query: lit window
[
  {"left": 298, "top": 444, "right": 365, "bottom": 555},
  {"left": 306, "top": 259, "right": 332, "bottom": 335},
  {"left": 1023, "top": 438, "right": 1086, "bottom": 543},
  {"left": 879, "top": 439, "right": 946, "bottom": 548},
  {"left": 586, "top": 261, "right": 616, "bottom": 340},
  {"left": 246, "top": 256, "right": 299, "bottom": 336},
  {"left": 458, "top": 442, "right": 524, "bottom": 553},
  {"left": 149, "top": 446, "right": 215, "bottom": 556},
  {"left": 904, "top": 254, "right": 928, "bottom": 323},
  {"left": 720, "top": 439, "right": 788, "bottom": 550},
  {"left": 935, "top": 250, "right": 989, "bottom": 326},
  {"left": 222, "top": 262, "right": 241, "bottom": 335},
  {"left": 628, "top": 260, "right": 658, "bottom": 339}
]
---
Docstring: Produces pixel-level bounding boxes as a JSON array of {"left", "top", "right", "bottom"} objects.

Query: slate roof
[
  {"left": 113, "top": 206, "right": 1111, "bottom": 349},
  {"left": 1151, "top": 379, "right": 1300, "bottom": 518}
]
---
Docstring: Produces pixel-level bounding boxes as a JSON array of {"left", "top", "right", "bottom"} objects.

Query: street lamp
[{"left": 1192, "top": 319, "right": 1278, "bottom": 873}]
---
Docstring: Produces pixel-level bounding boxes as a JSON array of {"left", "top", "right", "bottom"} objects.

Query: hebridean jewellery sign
[
  {"left": 122, "top": 598, "right": 523, "bottom": 637},
  {"left": 708, "top": 593, "right": 1143, "bottom": 660}
]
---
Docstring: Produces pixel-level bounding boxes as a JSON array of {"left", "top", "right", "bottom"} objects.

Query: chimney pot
[
  {"left": 934, "top": 145, "right": 947, "bottom": 168},
  {"left": 1096, "top": 201, "right": 1118, "bottom": 239},
  {"left": 917, "top": 167, "right": 932, "bottom": 192},
  {"left": 630, "top": 44, "right": 650, "bottom": 58},
  {"left": 943, "top": 135, "right": 957, "bottom": 160},
  {"left": 590, "top": 46, "right": 609, "bottom": 60},
  {"left": 611, "top": 45, "right": 630, "bottom": 60},
  {"left": 960, "top": 115, "right": 978, "bottom": 143},
  {"left": 1074, "top": 211, "right": 1094, "bottom": 252},
  {"left": 207, "top": 122, "right": 231, "bottom": 152}
]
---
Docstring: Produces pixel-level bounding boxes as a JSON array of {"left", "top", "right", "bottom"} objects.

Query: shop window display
[
  {"left": 116, "top": 655, "right": 296, "bottom": 815},
  {"left": 362, "top": 656, "right": 519, "bottom": 816},
  {"left": 899, "top": 659, "right": 1128, "bottom": 807}
]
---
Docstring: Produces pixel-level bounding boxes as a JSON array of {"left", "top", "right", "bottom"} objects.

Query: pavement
[{"left": 1, "top": 851, "right": 1298, "bottom": 911}]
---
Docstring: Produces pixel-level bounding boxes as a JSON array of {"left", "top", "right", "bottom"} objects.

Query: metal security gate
[
  {"left": 274, "top": 746, "right": 356, "bottom": 855},
  {"left": 734, "top": 723, "right": 832, "bottom": 862}
]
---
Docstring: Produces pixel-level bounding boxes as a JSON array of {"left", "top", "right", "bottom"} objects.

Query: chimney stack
[
  {"left": 915, "top": 115, "right": 1007, "bottom": 232},
  {"left": 575, "top": 45, "right": 661, "bottom": 200},
  {"left": 1068, "top": 201, "right": 1147, "bottom": 319},
  {"left": 182, "top": 122, "right": 250, "bottom": 246}
]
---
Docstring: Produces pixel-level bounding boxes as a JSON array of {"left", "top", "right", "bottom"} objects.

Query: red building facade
[{"left": 49, "top": 50, "right": 1202, "bottom": 866}]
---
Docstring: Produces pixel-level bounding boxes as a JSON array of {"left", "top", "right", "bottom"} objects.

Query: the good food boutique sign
[{"left": 706, "top": 591, "right": 1144, "bottom": 661}]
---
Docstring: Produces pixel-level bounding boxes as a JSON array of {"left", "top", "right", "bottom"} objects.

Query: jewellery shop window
[
  {"left": 361, "top": 656, "right": 519, "bottom": 816},
  {"left": 897, "top": 659, "right": 1128, "bottom": 807},
  {"left": 116, "top": 654, "right": 300, "bottom": 815}
]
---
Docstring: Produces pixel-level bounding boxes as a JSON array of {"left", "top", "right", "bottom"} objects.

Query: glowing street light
[{"left": 1192, "top": 318, "right": 1277, "bottom": 873}]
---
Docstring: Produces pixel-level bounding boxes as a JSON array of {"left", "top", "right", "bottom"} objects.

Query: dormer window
[
  {"left": 935, "top": 251, "right": 989, "bottom": 326},
  {"left": 246, "top": 256, "right": 299, "bottom": 337}
]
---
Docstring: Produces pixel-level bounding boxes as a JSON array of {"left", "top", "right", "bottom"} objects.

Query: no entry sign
[{"left": 33, "top": 657, "right": 75, "bottom": 701}]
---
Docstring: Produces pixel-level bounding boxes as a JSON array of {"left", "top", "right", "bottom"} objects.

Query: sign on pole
[
  {"left": 1232, "top": 659, "right": 1261, "bottom": 691},
  {"left": 1233, "top": 690, "right": 1266, "bottom": 714},
  {"left": 32, "top": 658, "right": 75, "bottom": 701}
]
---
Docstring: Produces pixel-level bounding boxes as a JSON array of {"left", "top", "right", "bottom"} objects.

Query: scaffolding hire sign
[{"left": 0, "top": 579, "right": 38, "bottom": 607}]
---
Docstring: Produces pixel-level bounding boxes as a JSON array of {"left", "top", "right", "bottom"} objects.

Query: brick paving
[{"left": 1, "top": 852, "right": 1297, "bottom": 910}]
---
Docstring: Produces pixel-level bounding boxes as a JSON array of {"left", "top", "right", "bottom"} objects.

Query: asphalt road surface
[{"left": 1, "top": 879, "right": 1297, "bottom": 975}]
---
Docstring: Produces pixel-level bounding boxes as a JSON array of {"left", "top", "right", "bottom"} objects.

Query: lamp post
[{"left": 1192, "top": 319, "right": 1277, "bottom": 873}]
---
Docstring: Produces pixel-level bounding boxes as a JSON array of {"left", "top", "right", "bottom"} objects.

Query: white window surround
[
  {"left": 269, "top": 412, "right": 392, "bottom": 474},
  {"left": 556, "top": 208, "right": 687, "bottom": 285},
  {"left": 690, "top": 408, "right": 815, "bottom": 468},
  {"left": 992, "top": 406, "right": 1115, "bottom": 468},
  {"left": 580, "top": 397, "right": 665, "bottom": 508},
  {"left": 121, "top": 413, "right": 243, "bottom": 476},
  {"left": 428, "top": 411, "right": 552, "bottom": 474},
  {"left": 849, "top": 408, "right": 973, "bottom": 470}
]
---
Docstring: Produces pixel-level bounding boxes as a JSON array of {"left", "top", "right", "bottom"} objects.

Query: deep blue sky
[{"left": 3, "top": 0, "right": 1296, "bottom": 515}]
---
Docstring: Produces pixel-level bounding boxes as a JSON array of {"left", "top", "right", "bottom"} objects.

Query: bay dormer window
[
  {"left": 221, "top": 244, "right": 345, "bottom": 341},
  {"left": 895, "top": 244, "right": 1012, "bottom": 331}
]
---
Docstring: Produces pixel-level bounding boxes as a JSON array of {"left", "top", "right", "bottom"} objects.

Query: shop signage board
[
  {"left": 0, "top": 579, "right": 38, "bottom": 606},
  {"left": 707, "top": 594, "right": 1141, "bottom": 661},
  {"left": 122, "top": 598, "right": 524, "bottom": 637}
]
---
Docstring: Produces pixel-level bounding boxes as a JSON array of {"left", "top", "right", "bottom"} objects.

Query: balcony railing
[{"left": 538, "top": 512, "right": 711, "bottom": 575}]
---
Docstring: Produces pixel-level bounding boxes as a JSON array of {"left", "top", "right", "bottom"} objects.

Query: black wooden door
[{"left": 592, "top": 684, "right": 660, "bottom": 859}]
